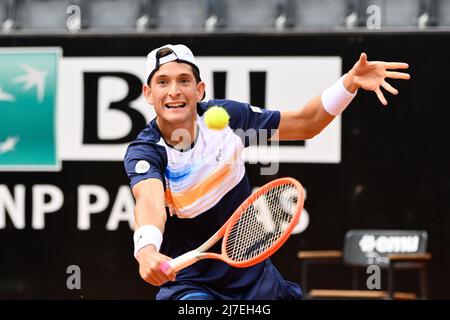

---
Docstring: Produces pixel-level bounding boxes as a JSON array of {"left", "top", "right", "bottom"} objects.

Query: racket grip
[
  {"left": 160, "top": 261, "right": 170, "bottom": 274},
  {"left": 160, "top": 250, "right": 200, "bottom": 273}
]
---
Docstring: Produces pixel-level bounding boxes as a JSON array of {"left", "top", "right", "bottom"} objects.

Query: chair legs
[
  {"left": 301, "top": 260, "right": 308, "bottom": 295},
  {"left": 388, "top": 261, "right": 429, "bottom": 299},
  {"left": 419, "top": 265, "right": 428, "bottom": 299},
  {"left": 388, "top": 263, "right": 394, "bottom": 299}
]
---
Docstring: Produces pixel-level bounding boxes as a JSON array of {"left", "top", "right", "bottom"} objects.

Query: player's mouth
[{"left": 165, "top": 102, "right": 186, "bottom": 109}]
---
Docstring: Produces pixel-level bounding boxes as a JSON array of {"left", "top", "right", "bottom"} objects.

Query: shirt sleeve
[
  {"left": 123, "top": 142, "right": 167, "bottom": 189},
  {"left": 221, "top": 100, "right": 281, "bottom": 147}
]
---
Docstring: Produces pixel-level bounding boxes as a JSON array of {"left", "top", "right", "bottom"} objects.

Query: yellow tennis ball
[{"left": 204, "top": 106, "right": 230, "bottom": 130}]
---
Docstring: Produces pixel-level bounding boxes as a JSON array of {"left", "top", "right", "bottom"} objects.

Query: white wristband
[
  {"left": 133, "top": 225, "right": 163, "bottom": 259},
  {"left": 321, "top": 74, "right": 357, "bottom": 116}
]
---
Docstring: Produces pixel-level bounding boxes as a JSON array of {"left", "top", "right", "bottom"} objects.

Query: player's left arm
[{"left": 274, "top": 53, "right": 410, "bottom": 141}]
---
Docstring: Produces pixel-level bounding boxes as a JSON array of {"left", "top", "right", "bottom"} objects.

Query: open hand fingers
[
  {"left": 360, "top": 52, "right": 368, "bottom": 64},
  {"left": 385, "top": 62, "right": 409, "bottom": 69},
  {"left": 385, "top": 71, "right": 411, "bottom": 80},
  {"left": 375, "top": 88, "right": 387, "bottom": 106},
  {"left": 381, "top": 80, "right": 398, "bottom": 95}
]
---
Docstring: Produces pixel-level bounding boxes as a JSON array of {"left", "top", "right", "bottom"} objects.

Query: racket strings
[{"left": 225, "top": 183, "right": 298, "bottom": 262}]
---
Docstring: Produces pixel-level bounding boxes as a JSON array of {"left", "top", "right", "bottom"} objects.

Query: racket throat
[
  {"left": 168, "top": 250, "right": 202, "bottom": 272},
  {"left": 168, "top": 251, "right": 222, "bottom": 272}
]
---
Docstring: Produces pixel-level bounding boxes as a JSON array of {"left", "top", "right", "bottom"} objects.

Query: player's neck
[{"left": 157, "top": 117, "right": 197, "bottom": 151}]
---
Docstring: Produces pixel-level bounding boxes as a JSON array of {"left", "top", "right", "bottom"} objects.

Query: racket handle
[
  {"left": 160, "top": 261, "right": 170, "bottom": 274},
  {"left": 160, "top": 250, "right": 200, "bottom": 273}
]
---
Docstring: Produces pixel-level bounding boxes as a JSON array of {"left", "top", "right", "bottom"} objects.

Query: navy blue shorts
[{"left": 156, "top": 260, "right": 303, "bottom": 300}]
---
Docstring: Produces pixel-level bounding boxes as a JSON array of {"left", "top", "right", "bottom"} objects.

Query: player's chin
[
  {"left": 168, "top": 113, "right": 189, "bottom": 122},
  {"left": 165, "top": 109, "right": 193, "bottom": 122},
  {"left": 165, "top": 113, "right": 190, "bottom": 124}
]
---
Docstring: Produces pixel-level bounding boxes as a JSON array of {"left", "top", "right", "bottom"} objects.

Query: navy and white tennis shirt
[{"left": 124, "top": 99, "right": 297, "bottom": 298}]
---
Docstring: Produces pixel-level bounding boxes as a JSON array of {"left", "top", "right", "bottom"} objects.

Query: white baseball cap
[{"left": 145, "top": 44, "right": 201, "bottom": 85}]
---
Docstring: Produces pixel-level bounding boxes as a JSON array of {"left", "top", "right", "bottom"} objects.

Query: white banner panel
[{"left": 58, "top": 56, "right": 342, "bottom": 163}]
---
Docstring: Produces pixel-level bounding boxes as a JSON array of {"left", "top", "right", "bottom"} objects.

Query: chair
[
  {"left": 2, "top": 0, "right": 88, "bottom": 31},
  {"left": 298, "top": 229, "right": 431, "bottom": 299},
  {"left": 150, "top": 0, "right": 208, "bottom": 31},
  {"left": 0, "top": 4, "right": 6, "bottom": 31},
  {"left": 356, "top": 0, "right": 423, "bottom": 27},
  {"left": 221, "top": 0, "right": 281, "bottom": 31},
  {"left": 416, "top": 0, "right": 438, "bottom": 28},
  {"left": 84, "top": 0, "right": 142, "bottom": 30},
  {"left": 437, "top": 0, "right": 450, "bottom": 26},
  {"left": 1, "top": 0, "right": 23, "bottom": 30},
  {"left": 292, "top": 0, "right": 355, "bottom": 29},
  {"left": 14, "top": 0, "right": 71, "bottom": 30}
]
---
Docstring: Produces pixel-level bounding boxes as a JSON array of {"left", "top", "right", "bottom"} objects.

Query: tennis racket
[{"left": 160, "top": 177, "right": 304, "bottom": 273}]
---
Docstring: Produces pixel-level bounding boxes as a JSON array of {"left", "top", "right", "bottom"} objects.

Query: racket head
[{"left": 221, "top": 177, "right": 304, "bottom": 268}]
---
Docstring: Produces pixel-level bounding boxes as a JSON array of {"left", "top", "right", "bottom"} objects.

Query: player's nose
[{"left": 167, "top": 81, "right": 181, "bottom": 96}]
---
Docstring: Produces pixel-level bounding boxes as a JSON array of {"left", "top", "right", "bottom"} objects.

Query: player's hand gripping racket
[{"left": 160, "top": 177, "right": 304, "bottom": 273}]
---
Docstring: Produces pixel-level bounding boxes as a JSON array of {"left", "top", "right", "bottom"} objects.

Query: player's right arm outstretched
[{"left": 132, "top": 178, "right": 176, "bottom": 286}]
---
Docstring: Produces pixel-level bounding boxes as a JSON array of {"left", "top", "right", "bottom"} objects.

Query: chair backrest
[
  {"left": 343, "top": 229, "right": 428, "bottom": 267},
  {"left": 357, "top": 0, "right": 422, "bottom": 27},
  {"left": 438, "top": 0, "right": 450, "bottom": 26},
  {"left": 87, "top": 0, "right": 141, "bottom": 29},
  {"left": 222, "top": 0, "right": 279, "bottom": 30},
  {"left": 293, "top": 0, "right": 353, "bottom": 28},
  {"left": 0, "top": 1, "right": 6, "bottom": 23},
  {"left": 154, "top": 0, "right": 208, "bottom": 30},
  {"left": 18, "top": 0, "right": 70, "bottom": 30}
]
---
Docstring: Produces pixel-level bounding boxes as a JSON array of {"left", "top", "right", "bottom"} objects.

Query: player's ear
[
  {"left": 196, "top": 81, "right": 205, "bottom": 102},
  {"left": 143, "top": 84, "right": 154, "bottom": 105}
]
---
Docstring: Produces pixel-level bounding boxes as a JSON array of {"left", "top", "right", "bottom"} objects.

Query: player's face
[{"left": 144, "top": 62, "right": 205, "bottom": 127}]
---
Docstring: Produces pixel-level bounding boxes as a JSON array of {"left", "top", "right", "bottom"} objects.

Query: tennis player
[{"left": 124, "top": 44, "right": 410, "bottom": 300}]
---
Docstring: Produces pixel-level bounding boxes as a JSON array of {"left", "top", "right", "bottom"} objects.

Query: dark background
[{"left": 0, "top": 32, "right": 449, "bottom": 299}]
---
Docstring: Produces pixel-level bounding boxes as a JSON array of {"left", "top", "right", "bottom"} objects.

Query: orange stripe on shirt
[
  {"left": 165, "top": 161, "right": 233, "bottom": 209},
  {"left": 174, "top": 169, "right": 244, "bottom": 218}
]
